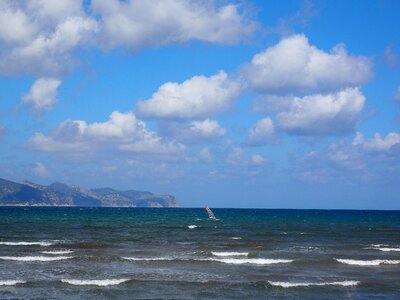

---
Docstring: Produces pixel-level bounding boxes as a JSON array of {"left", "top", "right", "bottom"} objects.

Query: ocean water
[{"left": 0, "top": 207, "right": 399, "bottom": 299}]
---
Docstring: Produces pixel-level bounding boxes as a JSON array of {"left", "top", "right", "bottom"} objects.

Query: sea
[{"left": 0, "top": 207, "right": 399, "bottom": 299}]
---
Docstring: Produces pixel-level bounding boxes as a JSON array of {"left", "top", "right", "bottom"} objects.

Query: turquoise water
[{"left": 0, "top": 207, "right": 399, "bottom": 299}]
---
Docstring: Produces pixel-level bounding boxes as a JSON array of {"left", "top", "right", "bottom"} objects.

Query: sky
[{"left": 1, "top": 0, "right": 400, "bottom": 209}]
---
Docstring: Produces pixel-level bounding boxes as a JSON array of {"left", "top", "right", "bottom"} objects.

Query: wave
[
  {"left": 209, "top": 258, "right": 293, "bottom": 265},
  {"left": 187, "top": 225, "right": 197, "bottom": 229},
  {"left": 41, "top": 250, "right": 74, "bottom": 255},
  {"left": 211, "top": 252, "right": 248, "bottom": 257},
  {"left": 0, "top": 280, "right": 26, "bottom": 286},
  {"left": 61, "top": 278, "right": 129, "bottom": 286},
  {"left": 336, "top": 259, "right": 400, "bottom": 266},
  {"left": 0, "top": 256, "right": 73, "bottom": 262},
  {"left": 267, "top": 280, "right": 359, "bottom": 288},
  {"left": 0, "top": 241, "right": 53, "bottom": 246},
  {"left": 365, "top": 244, "right": 400, "bottom": 252},
  {"left": 122, "top": 257, "right": 175, "bottom": 261},
  {"left": 122, "top": 257, "right": 292, "bottom": 265}
]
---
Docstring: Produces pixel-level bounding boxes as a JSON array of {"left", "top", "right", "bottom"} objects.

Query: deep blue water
[{"left": 0, "top": 207, "right": 399, "bottom": 299}]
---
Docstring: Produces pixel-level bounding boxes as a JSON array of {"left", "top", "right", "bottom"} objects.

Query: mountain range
[{"left": 0, "top": 178, "right": 178, "bottom": 207}]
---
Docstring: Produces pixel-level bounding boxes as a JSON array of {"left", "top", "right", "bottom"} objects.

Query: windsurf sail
[{"left": 205, "top": 205, "right": 218, "bottom": 221}]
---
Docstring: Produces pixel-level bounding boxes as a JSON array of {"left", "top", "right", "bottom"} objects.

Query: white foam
[
  {"left": 375, "top": 247, "right": 400, "bottom": 252},
  {"left": 336, "top": 259, "right": 400, "bottom": 266},
  {"left": 209, "top": 258, "right": 293, "bottom": 265},
  {"left": 267, "top": 280, "right": 359, "bottom": 288},
  {"left": 41, "top": 250, "right": 74, "bottom": 255},
  {"left": 211, "top": 252, "right": 248, "bottom": 257},
  {"left": 230, "top": 237, "right": 242, "bottom": 240},
  {"left": 0, "top": 241, "right": 53, "bottom": 246},
  {"left": 122, "top": 257, "right": 175, "bottom": 261},
  {"left": 61, "top": 279, "right": 129, "bottom": 286},
  {"left": 0, "top": 280, "right": 26, "bottom": 286},
  {"left": 365, "top": 245, "right": 400, "bottom": 252},
  {"left": 187, "top": 225, "right": 197, "bottom": 229},
  {"left": 0, "top": 256, "right": 73, "bottom": 262}
]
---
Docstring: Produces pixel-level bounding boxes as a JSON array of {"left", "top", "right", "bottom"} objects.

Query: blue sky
[{"left": 1, "top": 0, "right": 400, "bottom": 209}]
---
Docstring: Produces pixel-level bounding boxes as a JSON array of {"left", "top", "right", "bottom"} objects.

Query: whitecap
[
  {"left": 0, "top": 241, "right": 53, "bottom": 246},
  {"left": 0, "top": 280, "right": 26, "bottom": 286},
  {"left": 267, "top": 280, "right": 359, "bottom": 288},
  {"left": 336, "top": 259, "right": 400, "bottom": 266},
  {"left": 365, "top": 245, "right": 400, "bottom": 252},
  {"left": 187, "top": 225, "right": 197, "bottom": 229},
  {"left": 230, "top": 237, "right": 242, "bottom": 240},
  {"left": 211, "top": 252, "right": 248, "bottom": 257},
  {"left": 208, "top": 258, "right": 293, "bottom": 265},
  {"left": 122, "top": 257, "right": 175, "bottom": 261},
  {"left": 0, "top": 256, "right": 73, "bottom": 262},
  {"left": 61, "top": 278, "right": 129, "bottom": 286},
  {"left": 41, "top": 250, "right": 74, "bottom": 255}
]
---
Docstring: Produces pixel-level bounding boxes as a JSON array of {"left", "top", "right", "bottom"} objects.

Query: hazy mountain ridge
[{"left": 0, "top": 178, "right": 178, "bottom": 207}]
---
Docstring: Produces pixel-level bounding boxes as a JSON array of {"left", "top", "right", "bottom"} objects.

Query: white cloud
[
  {"left": 353, "top": 132, "right": 400, "bottom": 154},
  {"left": 393, "top": 86, "right": 400, "bottom": 103},
  {"left": 294, "top": 131, "right": 400, "bottom": 184},
  {"left": 277, "top": 88, "right": 365, "bottom": 136},
  {"left": 242, "top": 34, "right": 372, "bottom": 94},
  {"left": 92, "top": 0, "right": 256, "bottom": 50},
  {"left": 251, "top": 154, "right": 267, "bottom": 166},
  {"left": 136, "top": 71, "right": 241, "bottom": 119},
  {"left": 33, "top": 162, "right": 48, "bottom": 176},
  {"left": 26, "top": 111, "right": 184, "bottom": 155},
  {"left": 384, "top": 45, "right": 397, "bottom": 68},
  {"left": 0, "top": 125, "right": 7, "bottom": 141},
  {"left": 161, "top": 119, "right": 226, "bottom": 144},
  {"left": 0, "top": 1, "right": 98, "bottom": 77},
  {"left": 22, "top": 78, "right": 62, "bottom": 112},
  {"left": 247, "top": 117, "right": 277, "bottom": 146},
  {"left": 199, "top": 147, "right": 212, "bottom": 162}
]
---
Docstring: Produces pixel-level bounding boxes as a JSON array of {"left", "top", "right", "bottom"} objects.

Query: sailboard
[{"left": 205, "top": 205, "right": 219, "bottom": 221}]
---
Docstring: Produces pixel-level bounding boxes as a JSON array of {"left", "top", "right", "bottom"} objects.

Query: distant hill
[{"left": 0, "top": 178, "right": 178, "bottom": 207}]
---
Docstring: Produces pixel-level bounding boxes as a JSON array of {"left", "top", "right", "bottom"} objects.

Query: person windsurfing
[{"left": 205, "top": 205, "right": 219, "bottom": 221}]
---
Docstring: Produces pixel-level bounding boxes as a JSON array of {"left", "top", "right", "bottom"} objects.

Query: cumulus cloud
[
  {"left": 393, "top": 86, "right": 400, "bottom": 103},
  {"left": 242, "top": 34, "right": 372, "bottom": 94},
  {"left": 0, "top": 125, "right": 7, "bottom": 141},
  {"left": 295, "top": 131, "right": 400, "bottom": 184},
  {"left": 247, "top": 117, "right": 277, "bottom": 146},
  {"left": 33, "top": 162, "right": 48, "bottom": 176},
  {"left": 277, "top": 88, "right": 365, "bottom": 136},
  {"left": 160, "top": 119, "right": 226, "bottom": 144},
  {"left": 226, "top": 147, "right": 267, "bottom": 176},
  {"left": 92, "top": 0, "right": 256, "bottom": 50},
  {"left": 384, "top": 45, "right": 397, "bottom": 68},
  {"left": 22, "top": 78, "right": 61, "bottom": 112},
  {"left": 136, "top": 71, "right": 241, "bottom": 119},
  {"left": 0, "top": 0, "right": 257, "bottom": 77},
  {"left": 353, "top": 131, "right": 400, "bottom": 154},
  {"left": 26, "top": 111, "right": 184, "bottom": 155},
  {"left": 0, "top": 1, "right": 98, "bottom": 77}
]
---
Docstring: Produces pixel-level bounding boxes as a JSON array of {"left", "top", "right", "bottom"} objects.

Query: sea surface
[{"left": 0, "top": 207, "right": 399, "bottom": 299}]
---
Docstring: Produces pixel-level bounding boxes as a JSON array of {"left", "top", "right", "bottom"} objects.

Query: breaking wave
[
  {"left": 41, "top": 250, "right": 74, "bottom": 255},
  {"left": 61, "top": 278, "right": 129, "bottom": 286},
  {"left": 0, "top": 241, "right": 53, "bottom": 246},
  {"left": 187, "top": 225, "right": 197, "bottom": 229},
  {"left": 267, "top": 280, "right": 359, "bottom": 288},
  {"left": 122, "top": 257, "right": 175, "bottom": 261},
  {"left": 211, "top": 252, "right": 248, "bottom": 257},
  {"left": 365, "top": 244, "right": 400, "bottom": 252},
  {"left": 209, "top": 258, "right": 293, "bottom": 265},
  {"left": 336, "top": 259, "right": 400, "bottom": 266},
  {"left": 0, "top": 256, "right": 73, "bottom": 262},
  {"left": 0, "top": 280, "right": 26, "bottom": 286}
]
